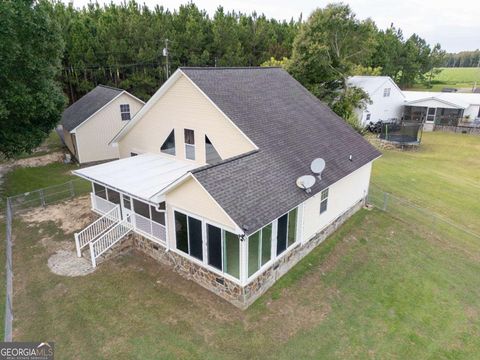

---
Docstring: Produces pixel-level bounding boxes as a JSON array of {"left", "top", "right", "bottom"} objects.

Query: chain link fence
[
  {"left": 367, "top": 184, "right": 480, "bottom": 243},
  {"left": 3, "top": 178, "right": 90, "bottom": 341}
]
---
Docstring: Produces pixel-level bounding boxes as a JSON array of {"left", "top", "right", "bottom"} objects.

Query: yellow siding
[
  {"left": 165, "top": 177, "right": 238, "bottom": 247},
  {"left": 118, "top": 74, "right": 255, "bottom": 163},
  {"left": 63, "top": 128, "right": 75, "bottom": 157},
  {"left": 302, "top": 162, "right": 372, "bottom": 242},
  {"left": 75, "top": 93, "right": 143, "bottom": 163}
]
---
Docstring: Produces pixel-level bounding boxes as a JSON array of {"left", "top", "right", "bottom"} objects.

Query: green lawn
[
  {"left": 372, "top": 132, "right": 480, "bottom": 234},
  {"left": 8, "top": 131, "right": 480, "bottom": 358},
  {"left": 411, "top": 67, "right": 480, "bottom": 92}
]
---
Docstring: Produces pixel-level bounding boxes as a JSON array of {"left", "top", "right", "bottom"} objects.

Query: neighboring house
[
  {"left": 61, "top": 85, "right": 144, "bottom": 164},
  {"left": 403, "top": 91, "right": 480, "bottom": 129},
  {"left": 348, "top": 76, "right": 405, "bottom": 125},
  {"left": 73, "top": 67, "right": 380, "bottom": 308}
]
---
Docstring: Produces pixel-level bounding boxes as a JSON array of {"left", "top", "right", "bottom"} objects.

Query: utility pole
[{"left": 163, "top": 39, "right": 170, "bottom": 79}]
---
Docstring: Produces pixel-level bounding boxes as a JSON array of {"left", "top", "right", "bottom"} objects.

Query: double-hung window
[
  {"left": 320, "top": 188, "right": 329, "bottom": 214},
  {"left": 383, "top": 88, "right": 391, "bottom": 97},
  {"left": 184, "top": 129, "right": 195, "bottom": 160},
  {"left": 120, "top": 104, "right": 131, "bottom": 120}
]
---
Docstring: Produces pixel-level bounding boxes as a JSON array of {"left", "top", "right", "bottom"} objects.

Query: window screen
[
  {"left": 123, "top": 195, "right": 131, "bottom": 210},
  {"left": 161, "top": 130, "right": 176, "bottom": 155},
  {"left": 133, "top": 199, "right": 150, "bottom": 218},
  {"left": 175, "top": 212, "right": 188, "bottom": 254},
  {"left": 224, "top": 231, "right": 240, "bottom": 279},
  {"left": 276, "top": 213, "right": 288, "bottom": 256},
  {"left": 107, "top": 189, "right": 120, "bottom": 205},
  {"left": 207, "top": 224, "right": 222, "bottom": 271},
  {"left": 94, "top": 183, "right": 107, "bottom": 199},
  {"left": 120, "top": 104, "right": 131, "bottom": 121},
  {"left": 150, "top": 206, "right": 165, "bottom": 225}
]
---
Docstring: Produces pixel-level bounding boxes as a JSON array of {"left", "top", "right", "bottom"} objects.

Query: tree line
[
  {"left": 1, "top": 0, "right": 446, "bottom": 157},
  {"left": 443, "top": 50, "right": 480, "bottom": 67}
]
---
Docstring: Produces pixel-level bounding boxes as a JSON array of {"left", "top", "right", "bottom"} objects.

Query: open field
[
  {"left": 6, "top": 131, "right": 480, "bottom": 358},
  {"left": 410, "top": 67, "right": 480, "bottom": 92}
]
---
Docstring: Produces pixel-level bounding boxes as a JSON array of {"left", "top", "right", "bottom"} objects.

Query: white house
[
  {"left": 348, "top": 76, "right": 405, "bottom": 125},
  {"left": 61, "top": 85, "right": 144, "bottom": 164},
  {"left": 72, "top": 67, "right": 380, "bottom": 308}
]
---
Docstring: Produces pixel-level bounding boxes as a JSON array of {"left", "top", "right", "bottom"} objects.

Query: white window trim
[
  {"left": 172, "top": 207, "right": 243, "bottom": 285},
  {"left": 320, "top": 188, "right": 329, "bottom": 214},
  {"left": 120, "top": 104, "right": 131, "bottom": 121}
]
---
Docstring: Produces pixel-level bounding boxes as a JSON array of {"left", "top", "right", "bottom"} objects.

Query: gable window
[
  {"left": 130, "top": 152, "right": 138, "bottom": 157},
  {"left": 120, "top": 104, "right": 131, "bottom": 121},
  {"left": 184, "top": 129, "right": 195, "bottom": 160},
  {"left": 366, "top": 113, "right": 371, "bottom": 121},
  {"left": 320, "top": 188, "right": 329, "bottom": 214},
  {"left": 205, "top": 135, "right": 222, "bottom": 164},
  {"left": 161, "top": 130, "right": 176, "bottom": 155},
  {"left": 383, "top": 88, "right": 391, "bottom": 97},
  {"left": 276, "top": 207, "right": 298, "bottom": 256},
  {"left": 248, "top": 223, "right": 272, "bottom": 277}
]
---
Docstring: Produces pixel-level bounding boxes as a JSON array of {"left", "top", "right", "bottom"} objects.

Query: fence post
[
  {"left": 39, "top": 189, "right": 46, "bottom": 207},
  {"left": 89, "top": 243, "right": 97, "bottom": 268},
  {"left": 4, "top": 198, "right": 13, "bottom": 342},
  {"left": 74, "top": 233, "right": 82, "bottom": 257},
  {"left": 69, "top": 180, "right": 75, "bottom": 198},
  {"left": 382, "top": 192, "right": 389, "bottom": 211}
]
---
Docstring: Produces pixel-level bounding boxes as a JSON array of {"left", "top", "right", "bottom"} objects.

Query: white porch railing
[
  {"left": 89, "top": 215, "right": 133, "bottom": 267},
  {"left": 74, "top": 205, "right": 121, "bottom": 257},
  {"left": 91, "top": 193, "right": 116, "bottom": 215},
  {"left": 133, "top": 212, "right": 166, "bottom": 242}
]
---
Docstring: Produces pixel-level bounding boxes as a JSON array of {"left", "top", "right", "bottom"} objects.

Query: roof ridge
[
  {"left": 192, "top": 150, "right": 259, "bottom": 174},
  {"left": 96, "top": 84, "right": 124, "bottom": 92}
]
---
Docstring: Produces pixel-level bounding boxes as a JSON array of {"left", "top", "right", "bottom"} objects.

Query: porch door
[
  {"left": 426, "top": 107, "right": 436, "bottom": 122},
  {"left": 121, "top": 194, "right": 134, "bottom": 224}
]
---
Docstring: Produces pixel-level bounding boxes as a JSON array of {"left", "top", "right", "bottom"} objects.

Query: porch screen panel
[
  {"left": 94, "top": 183, "right": 107, "bottom": 199},
  {"left": 261, "top": 224, "right": 272, "bottom": 266},
  {"left": 150, "top": 206, "right": 165, "bottom": 225},
  {"left": 133, "top": 199, "right": 150, "bottom": 218},
  {"left": 107, "top": 189, "right": 120, "bottom": 205},
  {"left": 287, "top": 208, "right": 298, "bottom": 247},
  {"left": 276, "top": 213, "right": 288, "bottom": 256},
  {"left": 207, "top": 224, "right": 222, "bottom": 271},
  {"left": 188, "top": 217, "right": 203, "bottom": 260},
  {"left": 175, "top": 211, "right": 188, "bottom": 253},
  {"left": 248, "top": 230, "right": 261, "bottom": 277},
  {"left": 224, "top": 231, "right": 240, "bottom": 279}
]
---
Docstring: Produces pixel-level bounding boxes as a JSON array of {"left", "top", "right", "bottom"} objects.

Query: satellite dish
[
  {"left": 310, "top": 158, "right": 326, "bottom": 179},
  {"left": 296, "top": 175, "right": 316, "bottom": 193}
]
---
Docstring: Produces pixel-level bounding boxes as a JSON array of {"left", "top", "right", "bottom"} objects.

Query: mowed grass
[
  {"left": 12, "top": 207, "right": 480, "bottom": 359},
  {"left": 411, "top": 67, "right": 480, "bottom": 91},
  {"left": 372, "top": 132, "right": 480, "bottom": 234},
  {"left": 10, "top": 131, "right": 480, "bottom": 358}
]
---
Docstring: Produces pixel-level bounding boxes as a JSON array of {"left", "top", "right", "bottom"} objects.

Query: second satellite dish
[
  {"left": 310, "top": 158, "right": 326, "bottom": 179},
  {"left": 296, "top": 175, "right": 316, "bottom": 193}
]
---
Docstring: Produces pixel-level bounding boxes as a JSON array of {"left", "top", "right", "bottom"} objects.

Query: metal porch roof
[{"left": 73, "top": 153, "right": 198, "bottom": 203}]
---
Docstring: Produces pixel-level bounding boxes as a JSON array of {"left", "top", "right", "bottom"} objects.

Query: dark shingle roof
[
  {"left": 181, "top": 67, "right": 381, "bottom": 235},
  {"left": 61, "top": 85, "right": 123, "bottom": 131}
]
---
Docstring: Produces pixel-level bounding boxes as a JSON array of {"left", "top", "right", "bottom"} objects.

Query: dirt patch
[
  {"left": 19, "top": 195, "right": 94, "bottom": 234},
  {"left": 48, "top": 250, "right": 95, "bottom": 276},
  {"left": 14, "top": 152, "right": 64, "bottom": 168}
]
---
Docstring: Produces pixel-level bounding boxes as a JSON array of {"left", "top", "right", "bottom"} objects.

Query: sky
[{"left": 67, "top": 0, "right": 480, "bottom": 53}]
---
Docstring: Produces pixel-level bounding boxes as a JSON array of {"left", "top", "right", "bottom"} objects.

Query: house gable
[{"left": 116, "top": 71, "right": 257, "bottom": 163}]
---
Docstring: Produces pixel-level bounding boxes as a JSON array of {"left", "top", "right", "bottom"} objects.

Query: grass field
[
  {"left": 411, "top": 67, "right": 480, "bottom": 92},
  {"left": 7, "top": 132, "right": 480, "bottom": 358}
]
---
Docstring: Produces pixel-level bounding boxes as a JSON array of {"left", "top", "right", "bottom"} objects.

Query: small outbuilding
[{"left": 61, "top": 85, "right": 144, "bottom": 164}]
